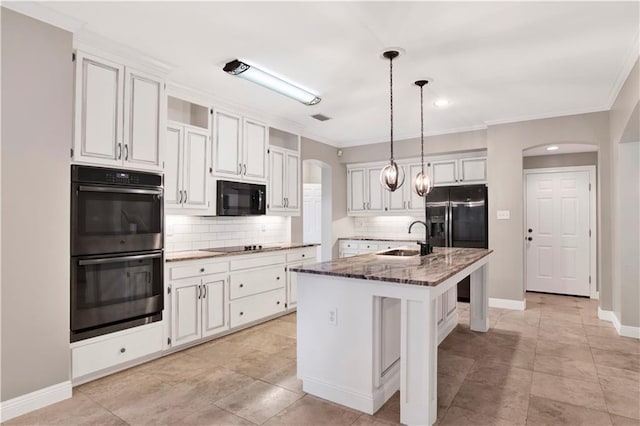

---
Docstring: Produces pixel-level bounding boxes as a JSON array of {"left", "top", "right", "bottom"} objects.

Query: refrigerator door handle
[
  {"left": 448, "top": 203, "right": 453, "bottom": 247},
  {"left": 444, "top": 202, "right": 450, "bottom": 247}
]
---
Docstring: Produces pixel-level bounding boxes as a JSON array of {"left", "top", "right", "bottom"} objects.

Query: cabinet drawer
[
  {"left": 340, "top": 241, "right": 357, "bottom": 250},
  {"left": 170, "top": 261, "right": 228, "bottom": 280},
  {"left": 286, "top": 247, "right": 316, "bottom": 262},
  {"left": 72, "top": 324, "right": 162, "bottom": 379},
  {"left": 230, "top": 266, "right": 284, "bottom": 300},
  {"left": 230, "top": 254, "right": 285, "bottom": 271},
  {"left": 358, "top": 242, "right": 378, "bottom": 251},
  {"left": 229, "top": 288, "right": 286, "bottom": 328}
]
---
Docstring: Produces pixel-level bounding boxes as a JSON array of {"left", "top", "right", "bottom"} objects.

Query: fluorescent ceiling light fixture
[
  {"left": 546, "top": 146, "right": 559, "bottom": 151},
  {"left": 223, "top": 59, "right": 321, "bottom": 106},
  {"left": 434, "top": 98, "right": 450, "bottom": 108}
]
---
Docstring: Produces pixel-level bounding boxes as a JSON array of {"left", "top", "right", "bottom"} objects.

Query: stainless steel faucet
[{"left": 408, "top": 220, "right": 432, "bottom": 256}]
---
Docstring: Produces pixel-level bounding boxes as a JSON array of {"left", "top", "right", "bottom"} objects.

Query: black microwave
[{"left": 217, "top": 180, "right": 266, "bottom": 216}]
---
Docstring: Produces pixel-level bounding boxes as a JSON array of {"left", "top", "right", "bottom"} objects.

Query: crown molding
[
  {"left": 484, "top": 105, "right": 610, "bottom": 127},
  {"left": 2, "top": 1, "right": 85, "bottom": 32},
  {"left": 606, "top": 31, "right": 640, "bottom": 109},
  {"left": 333, "top": 124, "right": 488, "bottom": 148}
]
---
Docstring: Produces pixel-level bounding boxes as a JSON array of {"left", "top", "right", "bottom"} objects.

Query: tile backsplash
[
  {"left": 353, "top": 216, "right": 426, "bottom": 240},
  {"left": 165, "top": 215, "right": 291, "bottom": 252}
]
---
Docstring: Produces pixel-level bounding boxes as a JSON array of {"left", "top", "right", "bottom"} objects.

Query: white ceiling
[{"left": 35, "top": 1, "right": 640, "bottom": 147}]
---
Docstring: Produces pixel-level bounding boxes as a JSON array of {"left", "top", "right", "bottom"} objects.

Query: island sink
[{"left": 379, "top": 248, "right": 420, "bottom": 257}]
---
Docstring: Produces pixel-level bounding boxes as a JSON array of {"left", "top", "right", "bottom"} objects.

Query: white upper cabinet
[
  {"left": 165, "top": 123, "right": 209, "bottom": 212},
  {"left": 268, "top": 146, "right": 300, "bottom": 215},
  {"left": 213, "top": 110, "right": 242, "bottom": 177},
  {"left": 124, "top": 68, "right": 164, "bottom": 169},
  {"left": 432, "top": 157, "right": 487, "bottom": 186},
  {"left": 348, "top": 168, "right": 366, "bottom": 214},
  {"left": 73, "top": 50, "right": 164, "bottom": 171},
  {"left": 367, "top": 167, "right": 385, "bottom": 213},
  {"left": 213, "top": 110, "right": 268, "bottom": 183},
  {"left": 406, "top": 162, "right": 426, "bottom": 213}
]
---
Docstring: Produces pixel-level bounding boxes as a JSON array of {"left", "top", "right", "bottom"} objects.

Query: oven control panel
[{"left": 72, "top": 165, "right": 163, "bottom": 187}]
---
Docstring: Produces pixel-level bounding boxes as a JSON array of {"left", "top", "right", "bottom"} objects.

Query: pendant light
[
  {"left": 412, "top": 80, "right": 433, "bottom": 197},
  {"left": 379, "top": 50, "right": 405, "bottom": 192}
]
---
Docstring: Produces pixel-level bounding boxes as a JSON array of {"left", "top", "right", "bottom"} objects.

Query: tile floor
[{"left": 7, "top": 293, "right": 640, "bottom": 426}]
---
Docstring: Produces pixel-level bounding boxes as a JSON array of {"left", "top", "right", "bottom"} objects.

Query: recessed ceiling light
[
  {"left": 434, "top": 98, "right": 450, "bottom": 108},
  {"left": 546, "top": 146, "right": 559, "bottom": 151}
]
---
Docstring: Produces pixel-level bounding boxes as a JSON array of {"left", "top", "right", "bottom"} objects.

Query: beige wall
[
  {"left": 303, "top": 162, "right": 322, "bottom": 184},
  {"left": 340, "top": 129, "right": 487, "bottom": 163},
  {"left": 292, "top": 137, "right": 353, "bottom": 259},
  {"left": 1, "top": 9, "right": 72, "bottom": 400},
  {"left": 608, "top": 58, "right": 639, "bottom": 327},
  {"left": 487, "top": 112, "right": 609, "bottom": 302},
  {"left": 523, "top": 152, "right": 598, "bottom": 169}
]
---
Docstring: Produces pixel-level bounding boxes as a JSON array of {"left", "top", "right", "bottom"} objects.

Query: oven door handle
[
  {"left": 78, "top": 252, "right": 162, "bottom": 266},
  {"left": 78, "top": 185, "right": 162, "bottom": 196}
]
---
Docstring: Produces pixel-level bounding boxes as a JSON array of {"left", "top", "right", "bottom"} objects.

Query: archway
[{"left": 302, "top": 159, "right": 333, "bottom": 261}]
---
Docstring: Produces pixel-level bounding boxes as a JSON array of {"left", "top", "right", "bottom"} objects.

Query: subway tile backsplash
[
  {"left": 165, "top": 215, "right": 291, "bottom": 252},
  {"left": 353, "top": 216, "right": 426, "bottom": 240}
]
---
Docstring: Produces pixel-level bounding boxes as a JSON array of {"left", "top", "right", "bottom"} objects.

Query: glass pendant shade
[
  {"left": 380, "top": 160, "right": 405, "bottom": 192},
  {"left": 413, "top": 171, "right": 433, "bottom": 197}
]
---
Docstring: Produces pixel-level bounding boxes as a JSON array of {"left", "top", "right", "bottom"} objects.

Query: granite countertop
[
  {"left": 290, "top": 247, "right": 492, "bottom": 287},
  {"left": 165, "top": 243, "right": 319, "bottom": 263},
  {"left": 339, "top": 236, "right": 422, "bottom": 242}
]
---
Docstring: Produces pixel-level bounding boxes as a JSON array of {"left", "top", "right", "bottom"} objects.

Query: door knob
[
  {"left": 528, "top": 228, "right": 533, "bottom": 233},
  {"left": 527, "top": 237, "right": 533, "bottom": 241}
]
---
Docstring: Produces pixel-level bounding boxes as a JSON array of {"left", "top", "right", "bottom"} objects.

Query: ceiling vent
[{"left": 311, "top": 114, "right": 331, "bottom": 122}]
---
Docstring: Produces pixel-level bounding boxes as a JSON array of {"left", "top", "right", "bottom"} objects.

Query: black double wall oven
[{"left": 71, "top": 165, "right": 164, "bottom": 342}]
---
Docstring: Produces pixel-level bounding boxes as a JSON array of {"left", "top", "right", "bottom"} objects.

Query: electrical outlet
[
  {"left": 497, "top": 210, "right": 511, "bottom": 220},
  {"left": 328, "top": 307, "right": 338, "bottom": 326}
]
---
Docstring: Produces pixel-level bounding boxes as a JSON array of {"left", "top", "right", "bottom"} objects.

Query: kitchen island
[{"left": 291, "top": 247, "right": 492, "bottom": 426}]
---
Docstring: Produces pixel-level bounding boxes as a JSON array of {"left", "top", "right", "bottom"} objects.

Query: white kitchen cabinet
[
  {"left": 165, "top": 123, "right": 209, "bottom": 211},
  {"left": 432, "top": 157, "right": 487, "bottom": 186},
  {"left": 169, "top": 271, "right": 229, "bottom": 348},
  {"left": 339, "top": 239, "right": 416, "bottom": 257},
  {"left": 213, "top": 110, "right": 268, "bottom": 183},
  {"left": 73, "top": 51, "right": 164, "bottom": 171},
  {"left": 406, "top": 162, "right": 428, "bottom": 213},
  {"left": 348, "top": 168, "right": 366, "bottom": 214},
  {"left": 268, "top": 146, "right": 300, "bottom": 215},
  {"left": 347, "top": 165, "right": 389, "bottom": 215},
  {"left": 285, "top": 247, "right": 317, "bottom": 308},
  {"left": 367, "top": 167, "right": 386, "bottom": 213}
]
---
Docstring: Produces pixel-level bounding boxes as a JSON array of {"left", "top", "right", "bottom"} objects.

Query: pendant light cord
[
  {"left": 389, "top": 55, "right": 394, "bottom": 161},
  {"left": 420, "top": 85, "right": 424, "bottom": 174}
]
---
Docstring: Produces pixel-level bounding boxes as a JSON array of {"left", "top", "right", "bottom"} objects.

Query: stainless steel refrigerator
[{"left": 425, "top": 185, "right": 488, "bottom": 301}]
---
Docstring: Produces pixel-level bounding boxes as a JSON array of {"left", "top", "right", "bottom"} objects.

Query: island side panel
[
  {"left": 296, "top": 273, "right": 378, "bottom": 413},
  {"left": 469, "top": 264, "right": 490, "bottom": 332}
]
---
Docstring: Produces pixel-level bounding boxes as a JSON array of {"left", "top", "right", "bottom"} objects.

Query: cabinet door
[
  {"left": 202, "top": 275, "right": 228, "bottom": 338},
  {"left": 340, "top": 250, "right": 360, "bottom": 258},
  {"left": 387, "top": 167, "right": 407, "bottom": 213},
  {"left": 74, "top": 51, "right": 124, "bottom": 166},
  {"left": 243, "top": 119, "right": 268, "bottom": 181},
  {"left": 269, "top": 148, "right": 286, "bottom": 210},
  {"left": 287, "top": 261, "right": 304, "bottom": 308},
  {"left": 285, "top": 152, "right": 300, "bottom": 211},
  {"left": 445, "top": 285, "right": 457, "bottom": 317},
  {"left": 165, "top": 124, "right": 184, "bottom": 209},
  {"left": 380, "top": 297, "right": 401, "bottom": 373},
  {"left": 183, "top": 127, "right": 208, "bottom": 210},
  {"left": 407, "top": 163, "right": 427, "bottom": 212},
  {"left": 367, "top": 167, "right": 385, "bottom": 212},
  {"left": 170, "top": 279, "right": 202, "bottom": 347},
  {"left": 460, "top": 157, "right": 487, "bottom": 183},
  {"left": 432, "top": 160, "right": 458, "bottom": 186},
  {"left": 214, "top": 110, "right": 242, "bottom": 177},
  {"left": 124, "top": 68, "right": 164, "bottom": 170},
  {"left": 348, "top": 169, "right": 366, "bottom": 214}
]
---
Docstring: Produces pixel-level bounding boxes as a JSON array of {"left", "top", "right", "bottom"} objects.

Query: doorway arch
[{"left": 302, "top": 159, "right": 333, "bottom": 261}]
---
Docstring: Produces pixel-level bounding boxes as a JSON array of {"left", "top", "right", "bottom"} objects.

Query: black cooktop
[{"left": 202, "top": 245, "right": 278, "bottom": 253}]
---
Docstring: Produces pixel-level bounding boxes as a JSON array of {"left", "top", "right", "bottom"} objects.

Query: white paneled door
[{"left": 526, "top": 170, "right": 591, "bottom": 296}]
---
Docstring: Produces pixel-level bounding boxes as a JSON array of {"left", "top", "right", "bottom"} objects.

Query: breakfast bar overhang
[{"left": 292, "top": 247, "right": 493, "bottom": 426}]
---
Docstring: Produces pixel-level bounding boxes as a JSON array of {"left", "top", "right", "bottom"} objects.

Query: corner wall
[{"left": 1, "top": 9, "right": 72, "bottom": 401}]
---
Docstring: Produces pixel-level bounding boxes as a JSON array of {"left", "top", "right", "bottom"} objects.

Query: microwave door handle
[
  {"left": 78, "top": 252, "right": 162, "bottom": 266},
  {"left": 258, "top": 190, "right": 263, "bottom": 210},
  {"left": 78, "top": 186, "right": 162, "bottom": 196}
]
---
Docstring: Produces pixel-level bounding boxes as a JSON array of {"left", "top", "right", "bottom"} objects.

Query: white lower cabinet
[
  {"left": 285, "top": 246, "right": 317, "bottom": 308},
  {"left": 230, "top": 288, "right": 286, "bottom": 328},
  {"left": 339, "top": 239, "right": 416, "bottom": 258},
  {"left": 71, "top": 322, "right": 163, "bottom": 381},
  {"left": 170, "top": 272, "right": 228, "bottom": 348}
]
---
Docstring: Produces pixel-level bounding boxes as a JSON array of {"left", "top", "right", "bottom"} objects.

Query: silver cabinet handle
[
  {"left": 408, "top": 201, "right": 412, "bottom": 209},
  {"left": 362, "top": 202, "right": 365, "bottom": 210},
  {"left": 238, "top": 163, "right": 242, "bottom": 175},
  {"left": 184, "top": 191, "right": 188, "bottom": 203},
  {"left": 124, "top": 144, "right": 129, "bottom": 161},
  {"left": 203, "top": 285, "right": 207, "bottom": 299},
  {"left": 367, "top": 202, "right": 371, "bottom": 209},
  {"left": 243, "top": 164, "right": 247, "bottom": 175},
  {"left": 178, "top": 190, "right": 183, "bottom": 204},
  {"left": 117, "top": 143, "right": 122, "bottom": 160}
]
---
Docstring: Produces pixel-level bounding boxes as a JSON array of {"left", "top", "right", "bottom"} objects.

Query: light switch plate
[{"left": 497, "top": 210, "right": 511, "bottom": 220}]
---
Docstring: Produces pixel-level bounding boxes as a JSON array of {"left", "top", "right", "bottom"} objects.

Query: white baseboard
[
  {"left": 0, "top": 381, "right": 72, "bottom": 422},
  {"left": 489, "top": 298, "right": 526, "bottom": 311},
  {"left": 597, "top": 307, "right": 640, "bottom": 340},
  {"left": 301, "top": 376, "right": 376, "bottom": 415}
]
